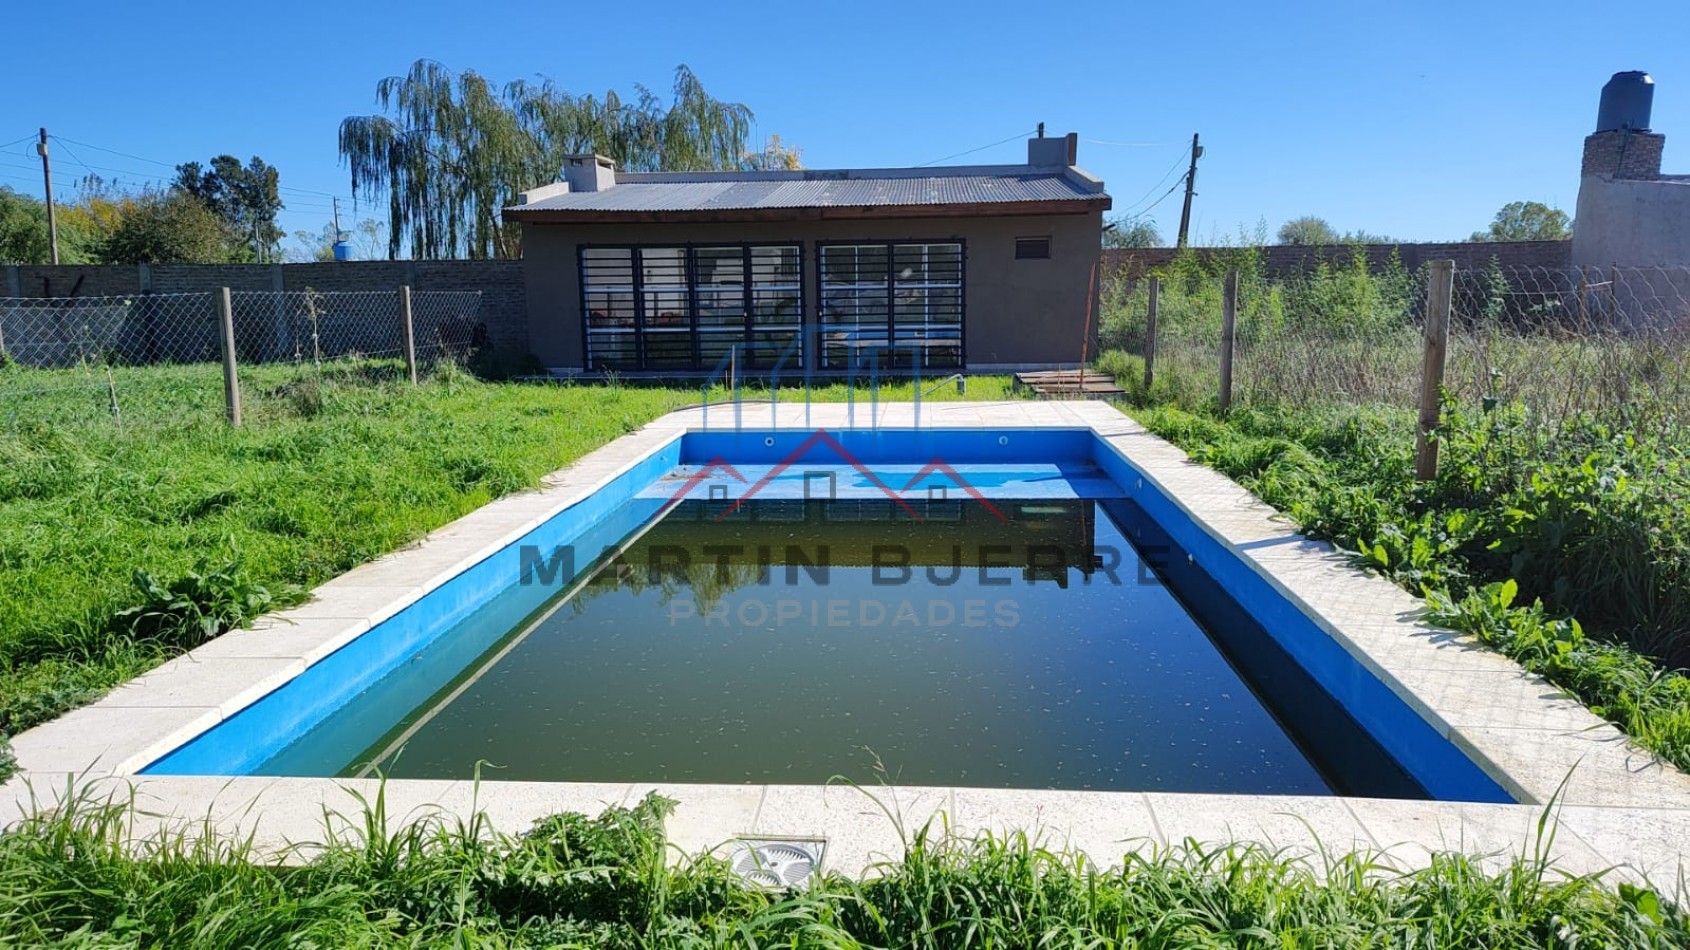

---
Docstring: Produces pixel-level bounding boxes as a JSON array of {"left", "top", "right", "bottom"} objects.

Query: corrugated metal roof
[{"left": 507, "top": 167, "right": 1106, "bottom": 214}]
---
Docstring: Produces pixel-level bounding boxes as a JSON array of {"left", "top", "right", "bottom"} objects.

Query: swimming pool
[{"left": 142, "top": 426, "right": 1511, "bottom": 802}]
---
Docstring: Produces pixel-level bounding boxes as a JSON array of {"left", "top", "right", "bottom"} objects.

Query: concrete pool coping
[{"left": 5, "top": 401, "right": 1689, "bottom": 887}]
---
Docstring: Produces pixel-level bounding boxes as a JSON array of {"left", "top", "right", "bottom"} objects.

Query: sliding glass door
[
  {"left": 581, "top": 244, "right": 804, "bottom": 372},
  {"left": 818, "top": 241, "right": 964, "bottom": 371}
]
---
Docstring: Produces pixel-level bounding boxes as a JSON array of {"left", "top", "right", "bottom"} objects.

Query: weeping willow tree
[{"left": 339, "top": 61, "right": 758, "bottom": 259}]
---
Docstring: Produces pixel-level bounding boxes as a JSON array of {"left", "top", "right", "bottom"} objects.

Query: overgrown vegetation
[
  {"left": 0, "top": 363, "right": 693, "bottom": 777},
  {"left": 1133, "top": 402, "right": 1690, "bottom": 772},
  {"left": 1096, "top": 246, "right": 1690, "bottom": 772},
  {"left": 1100, "top": 243, "right": 1424, "bottom": 410},
  {"left": 0, "top": 788, "right": 1682, "bottom": 946},
  {"left": 1099, "top": 246, "right": 1690, "bottom": 437},
  {"left": 0, "top": 361, "right": 1013, "bottom": 781},
  {"left": 116, "top": 555, "right": 307, "bottom": 652}
]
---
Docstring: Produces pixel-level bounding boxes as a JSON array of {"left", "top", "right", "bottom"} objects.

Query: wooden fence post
[
  {"left": 0, "top": 265, "right": 15, "bottom": 359},
  {"left": 1415, "top": 259, "right": 1454, "bottom": 480},
  {"left": 216, "top": 287, "right": 242, "bottom": 427},
  {"left": 1143, "top": 276, "right": 1160, "bottom": 393},
  {"left": 1218, "top": 269, "right": 1238, "bottom": 411},
  {"left": 1610, "top": 263, "right": 1620, "bottom": 324},
  {"left": 398, "top": 285, "right": 418, "bottom": 384}
]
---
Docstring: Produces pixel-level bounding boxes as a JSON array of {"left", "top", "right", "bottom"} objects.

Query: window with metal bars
[
  {"left": 580, "top": 244, "right": 803, "bottom": 372},
  {"left": 818, "top": 241, "right": 964, "bottom": 371}
]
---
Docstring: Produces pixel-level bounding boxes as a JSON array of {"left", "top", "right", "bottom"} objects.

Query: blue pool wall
[
  {"left": 144, "top": 438, "right": 685, "bottom": 775},
  {"left": 145, "top": 424, "right": 1513, "bottom": 803},
  {"left": 679, "top": 427, "right": 1097, "bottom": 467},
  {"left": 1086, "top": 437, "right": 1511, "bottom": 803}
]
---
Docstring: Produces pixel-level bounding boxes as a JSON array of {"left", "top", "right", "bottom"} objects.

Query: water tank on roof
[{"left": 1596, "top": 71, "right": 1654, "bottom": 133}]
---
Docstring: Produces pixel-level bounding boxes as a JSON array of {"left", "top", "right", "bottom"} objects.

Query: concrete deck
[{"left": 4, "top": 401, "right": 1688, "bottom": 890}]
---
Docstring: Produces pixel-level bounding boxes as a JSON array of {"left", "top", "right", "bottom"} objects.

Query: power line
[
  {"left": 0, "top": 134, "right": 36, "bottom": 152},
  {"left": 1134, "top": 178, "right": 1186, "bottom": 217},
  {"left": 49, "top": 135, "right": 179, "bottom": 169},
  {"left": 1114, "top": 144, "right": 1191, "bottom": 217},
  {"left": 1083, "top": 138, "right": 1180, "bottom": 148},
  {"left": 29, "top": 151, "right": 173, "bottom": 188},
  {"left": 49, "top": 134, "right": 357, "bottom": 202},
  {"left": 48, "top": 137, "right": 104, "bottom": 182},
  {"left": 916, "top": 129, "right": 1036, "bottom": 168},
  {"left": 17, "top": 139, "right": 343, "bottom": 219}
]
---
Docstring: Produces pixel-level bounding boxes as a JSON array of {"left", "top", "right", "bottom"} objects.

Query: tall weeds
[
  {"left": 0, "top": 788, "right": 1683, "bottom": 947},
  {"left": 1136, "top": 401, "right": 1690, "bottom": 772}
]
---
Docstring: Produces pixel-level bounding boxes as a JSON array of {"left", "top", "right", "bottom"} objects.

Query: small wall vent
[{"left": 1015, "top": 237, "right": 1052, "bottom": 260}]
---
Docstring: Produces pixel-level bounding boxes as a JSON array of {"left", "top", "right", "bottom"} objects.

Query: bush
[{"left": 114, "top": 555, "right": 306, "bottom": 652}]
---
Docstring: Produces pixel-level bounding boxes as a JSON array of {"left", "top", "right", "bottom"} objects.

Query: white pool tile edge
[{"left": 3, "top": 400, "right": 1686, "bottom": 889}]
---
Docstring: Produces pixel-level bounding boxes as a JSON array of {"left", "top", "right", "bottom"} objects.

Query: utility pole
[
  {"left": 37, "top": 128, "right": 59, "bottom": 265},
  {"left": 1175, "top": 132, "right": 1203, "bottom": 249}
]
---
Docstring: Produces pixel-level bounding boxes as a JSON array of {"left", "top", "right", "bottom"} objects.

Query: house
[
  {"left": 1571, "top": 72, "right": 1690, "bottom": 327},
  {"left": 504, "top": 132, "right": 1110, "bottom": 376},
  {"left": 1574, "top": 71, "right": 1690, "bottom": 271}
]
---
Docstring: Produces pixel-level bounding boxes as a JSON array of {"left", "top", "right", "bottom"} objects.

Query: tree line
[
  {"left": 339, "top": 60, "right": 797, "bottom": 260},
  {"left": 1, "top": 61, "right": 789, "bottom": 266},
  {"left": 5, "top": 56, "right": 1574, "bottom": 265},
  {"left": 1103, "top": 201, "right": 1572, "bottom": 250},
  {"left": 1, "top": 155, "right": 289, "bottom": 266}
]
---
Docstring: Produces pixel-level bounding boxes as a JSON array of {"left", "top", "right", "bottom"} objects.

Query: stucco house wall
[
  {"left": 1572, "top": 176, "right": 1690, "bottom": 268},
  {"left": 520, "top": 211, "right": 1103, "bottom": 375}
]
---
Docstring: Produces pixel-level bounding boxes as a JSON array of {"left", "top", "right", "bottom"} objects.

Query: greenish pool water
[{"left": 256, "top": 495, "right": 1412, "bottom": 795}]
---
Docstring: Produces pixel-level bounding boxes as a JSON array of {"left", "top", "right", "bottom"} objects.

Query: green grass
[
  {"left": 1091, "top": 248, "right": 1690, "bottom": 780},
  {"left": 0, "top": 787, "right": 1681, "bottom": 947},
  {"left": 3, "top": 358, "right": 1689, "bottom": 939},
  {"left": 0, "top": 363, "right": 689, "bottom": 751},
  {"left": 0, "top": 360, "right": 1015, "bottom": 779}
]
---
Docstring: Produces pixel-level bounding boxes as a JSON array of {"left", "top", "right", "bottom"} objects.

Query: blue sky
[{"left": 3, "top": 0, "right": 1683, "bottom": 252}]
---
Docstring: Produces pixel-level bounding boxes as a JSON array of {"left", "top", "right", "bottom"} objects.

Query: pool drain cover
[{"left": 727, "top": 837, "right": 825, "bottom": 888}]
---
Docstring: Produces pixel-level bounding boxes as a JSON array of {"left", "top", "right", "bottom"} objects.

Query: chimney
[
  {"left": 1582, "top": 72, "right": 1665, "bottom": 180},
  {"left": 1027, "top": 130, "right": 1078, "bottom": 168},
  {"left": 563, "top": 154, "right": 617, "bottom": 192},
  {"left": 517, "top": 181, "right": 570, "bottom": 205}
]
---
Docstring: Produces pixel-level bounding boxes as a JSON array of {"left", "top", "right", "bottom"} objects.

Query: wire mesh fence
[
  {"left": 1099, "top": 262, "right": 1690, "bottom": 445},
  {"left": 0, "top": 293, "right": 218, "bottom": 367},
  {"left": 0, "top": 289, "right": 483, "bottom": 431},
  {"left": 1446, "top": 266, "right": 1690, "bottom": 436}
]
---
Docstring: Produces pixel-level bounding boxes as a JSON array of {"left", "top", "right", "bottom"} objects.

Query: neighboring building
[
  {"left": 504, "top": 133, "right": 1110, "bottom": 376},
  {"left": 1574, "top": 71, "right": 1690, "bottom": 270}
]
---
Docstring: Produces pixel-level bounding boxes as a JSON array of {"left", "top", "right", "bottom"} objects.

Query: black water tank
[{"left": 1596, "top": 71, "right": 1654, "bottom": 133}]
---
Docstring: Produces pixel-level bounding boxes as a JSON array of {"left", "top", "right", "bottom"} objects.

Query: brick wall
[
  {"left": 3, "top": 261, "right": 530, "bottom": 364},
  {"left": 1100, "top": 240, "right": 1572, "bottom": 279},
  {"left": 1581, "top": 131, "right": 1666, "bottom": 180}
]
